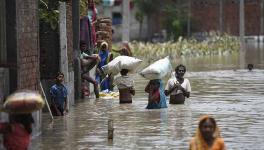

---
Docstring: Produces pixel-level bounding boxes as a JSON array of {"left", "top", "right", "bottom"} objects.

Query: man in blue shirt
[{"left": 50, "top": 72, "right": 68, "bottom": 116}]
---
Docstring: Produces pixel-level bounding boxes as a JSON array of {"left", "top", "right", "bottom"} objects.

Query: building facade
[
  {"left": 0, "top": 0, "right": 41, "bottom": 136},
  {"left": 192, "top": 0, "right": 262, "bottom": 36}
]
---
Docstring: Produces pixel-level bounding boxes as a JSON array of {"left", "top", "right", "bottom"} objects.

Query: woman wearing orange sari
[{"left": 189, "top": 115, "right": 226, "bottom": 150}]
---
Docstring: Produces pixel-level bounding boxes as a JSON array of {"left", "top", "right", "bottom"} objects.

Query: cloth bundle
[
  {"left": 139, "top": 56, "right": 172, "bottom": 80},
  {"left": 102, "top": 56, "right": 142, "bottom": 75}
]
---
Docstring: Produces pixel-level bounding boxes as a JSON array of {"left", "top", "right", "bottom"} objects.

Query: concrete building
[
  {"left": 191, "top": 0, "right": 262, "bottom": 36},
  {"left": 0, "top": 0, "right": 41, "bottom": 136},
  {"left": 98, "top": 0, "right": 264, "bottom": 41},
  {"left": 97, "top": 1, "right": 148, "bottom": 41},
  {"left": 0, "top": 0, "right": 78, "bottom": 142}
]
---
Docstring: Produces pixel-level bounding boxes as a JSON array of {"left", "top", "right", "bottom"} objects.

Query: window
[{"left": 112, "top": 12, "right": 122, "bottom": 25}]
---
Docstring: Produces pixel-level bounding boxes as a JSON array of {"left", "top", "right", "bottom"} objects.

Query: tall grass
[{"left": 130, "top": 33, "right": 240, "bottom": 61}]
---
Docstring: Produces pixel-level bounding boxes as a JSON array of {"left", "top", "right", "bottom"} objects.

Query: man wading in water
[
  {"left": 113, "top": 69, "right": 135, "bottom": 103},
  {"left": 165, "top": 64, "right": 191, "bottom": 104}
]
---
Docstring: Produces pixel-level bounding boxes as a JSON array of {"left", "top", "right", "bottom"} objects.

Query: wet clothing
[
  {"left": 80, "top": 16, "right": 94, "bottom": 53},
  {"left": 190, "top": 138, "right": 225, "bottom": 150},
  {"left": 50, "top": 83, "right": 68, "bottom": 115},
  {"left": 0, "top": 123, "right": 31, "bottom": 150},
  {"left": 96, "top": 50, "right": 111, "bottom": 91},
  {"left": 165, "top": 77, "right": 191, "bottom": 104},
  {"left": 189, "top": 115, "right": 226, "bottom": 150},
  {"left": 113, "top": 75, "right": 134, "bottom": 89},
  {"left": 114, "top": 75, "right": 135, "bottom": 103},
  {"left": 146, "top": 79, "right": 167, "bottom": 109},
  {"left": 165, "top": 77, "right": 191, "bottom": 95},
  {"left": 80, "top": 51, "right": 89, "bottom": 59}
]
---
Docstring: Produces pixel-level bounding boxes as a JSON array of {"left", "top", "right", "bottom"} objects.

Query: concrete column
[
  {"left": 122, "top": 0, "right": 130, "bottom": 42},
  {"left": 260, "top": 0, "right": 264, "bottom": 36},
  {"left": 72, "top": 0, "right": 80, "bottom": 51},
  {"left": 219, "top": 0, "right": 224, "bottom": 34},
  {"left": 239, "top": 0, "right": 245, "bottom": 51},
  {"left": 59, "top": 2, "right": 70, "bottom": 110},
  {"left": 187, "top": 0, "right": 191, "bottom": 37}
]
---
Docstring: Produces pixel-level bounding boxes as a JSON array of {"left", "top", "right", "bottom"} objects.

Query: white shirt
[
  {"left": 165, "top": 77, "right": 191, "bottom": 95},
  {"left": 113, "top": 75, "right": 134, "bottom": 89}
]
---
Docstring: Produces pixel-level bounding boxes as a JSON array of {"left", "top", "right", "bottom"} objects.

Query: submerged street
[{"left": 30, "top": 46, "right": 264, "bottom": 150}]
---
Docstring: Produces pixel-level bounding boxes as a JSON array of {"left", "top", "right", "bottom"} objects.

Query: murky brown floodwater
[{"left": 30, "top": 42, "right": 264, "bottom": 150}]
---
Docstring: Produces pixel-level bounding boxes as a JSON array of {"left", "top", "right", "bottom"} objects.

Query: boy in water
[
  {"left": 50, "top": 72, "right": 68, "bottom": 116},
  {"left": 247, "top": 64, "right": 254, "bottom": 71},
  {"left": 80, "top": 41, "right": 100, "bottom": 98},
  {"left": 113, "top": 69, "right": 135, "bottom": 103}
]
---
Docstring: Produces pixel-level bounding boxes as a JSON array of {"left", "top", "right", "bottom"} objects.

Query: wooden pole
[
  {"left": 39, "top": 81, "right": 53, "bottom": 120},
  {"left": 108, "top": 119, "right": 114, "bottom": 139}
]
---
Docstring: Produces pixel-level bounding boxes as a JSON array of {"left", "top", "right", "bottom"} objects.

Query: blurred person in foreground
[
  {"left": 189, "top": 115, "right": 226, "bottom": 150},
  {"left": 0, "top": 114, "right": 34, "bottom": 150}
]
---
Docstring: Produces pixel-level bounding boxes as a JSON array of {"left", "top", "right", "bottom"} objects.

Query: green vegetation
[
  {"left": 130, "top": 32, "right": 240, "bottom": 61},
  {"left": 133, "top": 0, "right": 190, "bottom": 40},
  {"left": 39, "top": 0, "right": 102, "bottom": 30},
  {"left": 39, "top": 0, "right": 59, "bottom": 30}
]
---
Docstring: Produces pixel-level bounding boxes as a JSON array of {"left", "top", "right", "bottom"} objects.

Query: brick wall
[
  {"left": 191, "top": 0, "right": 261, "bottom": 35},
  {"left": 15, "top": 0, "right": 42, "bottom": 136},
  {"left": 245, "top": 0, "right": 260, "bottom": 35},
  {"left": 192, "top": 0, "right": 219, "bottom": 32},
  {"left": 16, "top": 0, "right": 39, "bottom": 90},
  {"left": 224, "top": 1, "right": 239, "bottom": 35},
  {"left": 67, "top": 1, "right": 74, "bottom": 72}
]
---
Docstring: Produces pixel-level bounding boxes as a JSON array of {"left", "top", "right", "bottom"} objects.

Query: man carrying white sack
[
  {"left": 165, "top": 64, "right": 191, "bottom": 104},
  {"left": 113, "top": 69, "right": 135, "bottom": 103}
]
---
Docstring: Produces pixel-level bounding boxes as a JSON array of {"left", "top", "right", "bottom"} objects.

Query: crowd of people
[{"left": 0, "top": 40, "right": 229, "bottom": 150}]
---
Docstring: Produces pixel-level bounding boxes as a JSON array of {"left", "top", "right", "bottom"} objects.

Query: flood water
[{"left": 30, "top": 42, "right": 264, "bottom": 150}]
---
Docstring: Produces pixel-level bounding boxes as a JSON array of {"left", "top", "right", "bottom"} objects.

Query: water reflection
[{"left": 30, "top": 44, "right": 264, "bottom": 150}]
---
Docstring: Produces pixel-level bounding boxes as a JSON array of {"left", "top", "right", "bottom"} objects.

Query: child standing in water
[
  {"left": 113, "top": 69, "right": 135, "bottom": 103},
  {"left": 50, "top": 72, "right": 68, "bottom": 116}
]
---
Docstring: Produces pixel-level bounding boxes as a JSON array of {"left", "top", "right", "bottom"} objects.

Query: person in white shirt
[
  {"left": 113, "top": 69, "right": 135, "bottom": 103},
  {"left": 165, "top": 64, "right": 191, "bottom": 104}
]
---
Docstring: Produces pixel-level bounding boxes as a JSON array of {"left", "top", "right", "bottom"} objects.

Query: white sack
[
  {"left": 102, "top": 56, "right": 142, "bottom": 75},
  {"left": 139, "top": 56, "right": 172, "bottom": 80}
]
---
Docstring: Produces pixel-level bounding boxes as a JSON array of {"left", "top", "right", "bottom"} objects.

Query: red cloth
[
  {"left": 0, "top": 123, "right": 30, "bottom": 150},
  {"left": 152, "top": 89, "right": 160, "bottom": 103}
]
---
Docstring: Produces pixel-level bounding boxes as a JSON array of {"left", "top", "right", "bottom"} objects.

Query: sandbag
[
  {"left": 4, "top": 90, "right": 45, "bottom": 114},
  {"left": 102, "top": 56, "right": 142, "bottom": 75},
  {"left": 139, "top": 56, "right": 172, "bottom": 80}
]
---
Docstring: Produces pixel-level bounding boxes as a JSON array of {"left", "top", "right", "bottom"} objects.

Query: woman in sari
[
  {"left": 189, "top": 115, "right": 226, "bottom": 150},
  {"left": 145, "top": 79, "right": 167, "bottom": 109},
  {"left": 96, "top": 41, "right": 113, "bottom": 91}
]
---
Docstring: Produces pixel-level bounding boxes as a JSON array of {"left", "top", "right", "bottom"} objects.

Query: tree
[
  {"left": 135, "top": 11, "right": 144, "bottom": 40},
  {"left": 133, "top": 0, "right": 164, "bottom": 40},
  {"left": 133, "top": 0, "right": 190, "bottom": 41}
]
